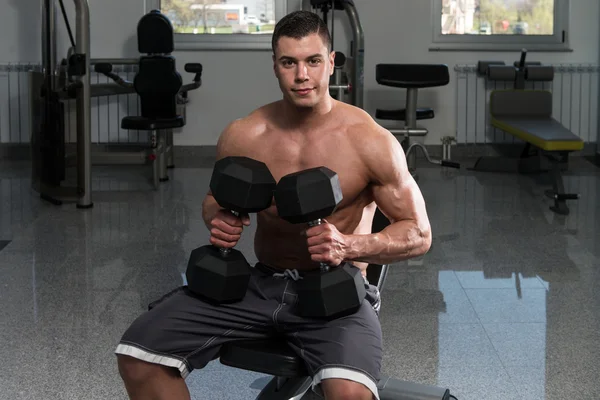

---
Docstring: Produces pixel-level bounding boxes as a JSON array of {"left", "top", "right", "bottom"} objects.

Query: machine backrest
[
  {"left": 135, "top": 57, "right": 182, "bottom": 119},
  {"left": 138, "top": 10, "right": 175, "bottom": 54},
  {"left": 490, "top": 90, "right": 552, "bottom": 118},
  {"left": 134, "top": 10, "right": 182, "bottom": 119}
]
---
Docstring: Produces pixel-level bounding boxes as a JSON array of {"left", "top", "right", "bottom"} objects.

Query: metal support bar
[
  {"left": 405, "top": 142, "right": 461, "bottom": 170},
  {"left": 74, "top": 0, "right": 92, "bottom": 208},
  {"left": 90, "top": 58, "right": 139, "bottom": 65},
  {"left": 158, "top": 131, "right": 168, "bottom": 182},
  {"left": 329, "top": 84, "right": 350, "bottom": 93},
  {"left": 345, "top": 3, "right": 364, "bottom": 108},
  {"left": 42, "top": 0, "right": 58, "bottom": 92},
  {"left": 331, "top": 67, "right": 344, "bottom": 101},
  {"left": 387, "top": 128, "right": 428, "bottom": 136},
  {"left": 404, "top": 88, "right": 419, "bottom": 173},
  {"left": 166, "top": 129, "right": 175, "bottom": 168},
  {"left": 405, "top": 88, "right": 418, "bottom": 129}
]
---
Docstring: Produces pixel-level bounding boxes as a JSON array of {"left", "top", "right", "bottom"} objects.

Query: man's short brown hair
[{"left": 271, "top": 11, "right": 332, "bottom": 53}]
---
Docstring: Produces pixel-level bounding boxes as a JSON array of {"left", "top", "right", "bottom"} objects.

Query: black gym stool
[{"left": 375, "top": 64, "right": 460, "bottom": 179}]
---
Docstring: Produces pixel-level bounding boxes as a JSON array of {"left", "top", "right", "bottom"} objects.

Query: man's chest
[{"left": 248, "top": 134, "right": 370, "bottom": 210}]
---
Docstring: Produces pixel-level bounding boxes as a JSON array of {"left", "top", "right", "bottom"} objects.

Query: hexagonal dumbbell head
[
  {"left": 296, "top": 263, "right": 366, "bottom": 319},
  {"left": 274, "top": 166, "right": 343, "bottom": 224},
  {"left": 210, "top": 156, "right": 276, "bottom": 214},
  {"left": 186, "top": 246, "right": 251, "bottom": 304}
]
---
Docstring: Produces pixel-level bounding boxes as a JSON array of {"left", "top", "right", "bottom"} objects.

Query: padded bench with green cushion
[{"left": 490, "top": 90, "right": 584, "bottom": 152}]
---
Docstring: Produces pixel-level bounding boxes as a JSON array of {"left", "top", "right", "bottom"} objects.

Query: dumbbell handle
[
  {"left": 308, "top": 219, "right": 331, "bottom": 272},
  {"left": 219, "top": 210, "right": 240, "bottom": 256}
]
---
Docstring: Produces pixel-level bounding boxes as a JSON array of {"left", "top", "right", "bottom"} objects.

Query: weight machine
[
  {"left": 32, "top": 0, "right": 202, "bottom": 208},
  {"left": 302, "top": 0, "right": 364, "bottom": 107}
]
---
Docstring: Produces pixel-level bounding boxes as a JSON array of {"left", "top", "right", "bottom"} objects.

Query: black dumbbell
[
  {"left": 186, "top": 156, "right": 276, "bottom": 304},
  {"left": 274, "top": 166, "right": 366, "bottom": 319}
]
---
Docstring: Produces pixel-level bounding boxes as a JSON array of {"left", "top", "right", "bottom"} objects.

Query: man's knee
[
  {"left": 321, "top": 379, "right": 374, "bottom": 400},
  {"left": 117, "top": 354, "right": 180, "bottom": 385}
]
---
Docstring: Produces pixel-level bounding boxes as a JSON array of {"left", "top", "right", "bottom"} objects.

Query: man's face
[{"left": 273, "top": 33, "right": 335, "bottom": 109}]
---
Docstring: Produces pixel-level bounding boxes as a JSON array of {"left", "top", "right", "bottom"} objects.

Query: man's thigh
[
  {"left": 115, "top": 268, "right": 283, "bottom": 378},
  {"left": 284, "top": 287, "right": 383, "bottom": 400}
]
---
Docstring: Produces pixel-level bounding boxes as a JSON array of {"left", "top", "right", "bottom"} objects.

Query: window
[
  {"left": 148, "top": 0, "right": 288, "bottom": 50},
  {"left": 430, "top": 0, "right": 571, "bottom": 51}
]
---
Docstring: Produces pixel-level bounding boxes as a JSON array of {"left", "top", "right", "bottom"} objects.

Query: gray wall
[{"left": 2, "top": 0, "right": 599, "bottom": 145}]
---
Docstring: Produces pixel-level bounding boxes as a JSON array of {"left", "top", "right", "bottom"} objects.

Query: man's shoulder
[
  {"left": 224, "top": 101, "right": 281, "bottom": 137},
  {"left": 216, "top": 101, "right": 281, "bottom": 156},
  {"left": 336, "top": 103, "right": 405, "bottom": 179},
  {"left": 338, "top": 102, "right": 394, "bottom": 146}
]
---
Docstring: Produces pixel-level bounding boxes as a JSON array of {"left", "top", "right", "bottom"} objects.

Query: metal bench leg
[{"left": 544, "top": 153, "right": 579, "bottom": 215}]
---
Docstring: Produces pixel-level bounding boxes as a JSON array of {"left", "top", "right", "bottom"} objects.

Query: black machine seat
[
  {"left": 220, "top": 337, "right": 309, "bottom": 377},
  {"left": 376, "top": 64, "right": 449, "bottom": 89},
  {"left": 121, "top": 116, "right": 184, "bottom": 131},
  {"left": 376, "top": 107, "right": 435, "bottom": 121}
]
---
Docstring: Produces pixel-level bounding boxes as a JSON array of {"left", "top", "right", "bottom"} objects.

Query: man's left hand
[{"left": 305, "top": 220, "right": 350, "bottom": 266}]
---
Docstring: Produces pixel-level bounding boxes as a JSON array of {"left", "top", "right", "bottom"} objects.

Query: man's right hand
[{"left": 209, "top": 210, "right": 251, "bottom": 249}]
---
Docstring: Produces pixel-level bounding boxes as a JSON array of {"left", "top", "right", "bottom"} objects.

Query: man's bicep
[{"left": 372, "top": 172, "right": 426, "bottom": 225}]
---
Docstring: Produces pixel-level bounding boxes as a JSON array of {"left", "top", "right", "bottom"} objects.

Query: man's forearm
[{"left": 345, "top": 220, "right": 431, "bottom": 265}]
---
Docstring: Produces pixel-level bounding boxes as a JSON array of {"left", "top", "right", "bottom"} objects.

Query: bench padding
[{"left": 490, "top": 90, "right": 584, "bottom": 152}]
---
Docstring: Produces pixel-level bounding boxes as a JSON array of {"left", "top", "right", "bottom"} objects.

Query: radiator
[
  {"left": 0, "top": 63, "right": 148, "bottom": 145},
  {"left": 454, "top": 63, "right": 600, "bottom": 145}
]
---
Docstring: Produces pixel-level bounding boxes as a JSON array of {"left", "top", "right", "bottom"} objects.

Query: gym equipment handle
[
  {"left": 307, "top": 219, "right": 331, "bottom": 272},
  {"left": 95, "top": 62, "right": 134, "bottom": 89},
  {"left": 554, "top": 193, "right": 579, "bottom": 200},
  {"left": 218, "top": 209, "right": 240, "bottom": 257},
  {"left": 185, "top": 63, "right": 203, "bottom": 75},
  {"left": 329, "top": 84, "right": 351, "bottom": 92},
  {"left": 94, "top": 62, "right": 112, "bottom": 74},
  {"left": 181, "top": 63, "right": 204, "bottom": 94},
  {"left": 441, "top": 160, "right": 460, "bottom": 169}
]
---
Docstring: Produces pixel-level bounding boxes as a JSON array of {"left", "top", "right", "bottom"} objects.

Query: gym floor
[{"left": 0, "top": 154, "right": 599, "bottom": 400}]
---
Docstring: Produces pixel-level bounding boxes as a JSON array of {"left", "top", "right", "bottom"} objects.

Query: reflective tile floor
[{"left": 0, "top": 155, "right": 599, "bottom": 400}]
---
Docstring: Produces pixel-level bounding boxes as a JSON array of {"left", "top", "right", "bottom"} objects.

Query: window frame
[
  {"left": 429, "top": 0, "right": 572, "bottom": 52},
  {"left": 146, "top": 0, "right": 288, "bottom": 51}
]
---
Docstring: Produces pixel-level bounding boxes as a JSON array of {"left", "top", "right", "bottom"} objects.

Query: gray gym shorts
[{"left": 115, "top": 263, "right": 383, "bottom": 399}]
